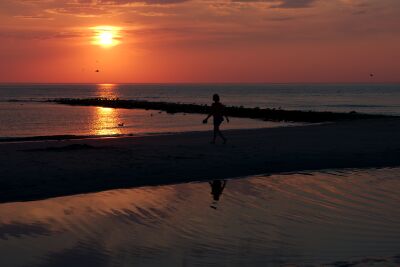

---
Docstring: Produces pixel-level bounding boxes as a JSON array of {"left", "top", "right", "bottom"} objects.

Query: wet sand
[
  {"left": 1, "top": 168, "right": 400, "bottom": 267},
  {"left": 0, "top": 118, "right": 399, "bottom": 202}
]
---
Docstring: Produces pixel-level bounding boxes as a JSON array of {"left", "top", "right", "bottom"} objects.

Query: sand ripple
[{"left": 0, "top": 168, "right": 400, "bottom": 266}]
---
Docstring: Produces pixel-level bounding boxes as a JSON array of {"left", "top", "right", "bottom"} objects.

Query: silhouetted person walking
[
  {"left": 203, "top": 94, "right": 229, "bottom": 144},
  {"left": 209, "top": 180, "right": 227, "bottom": 209}
]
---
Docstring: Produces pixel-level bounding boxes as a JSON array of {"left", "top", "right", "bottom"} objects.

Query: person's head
[{"left": 213, "top": 94, "right": 220, "bottom": 103}]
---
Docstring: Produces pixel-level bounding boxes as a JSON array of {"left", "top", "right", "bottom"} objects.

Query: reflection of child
[
  {"left": 203, "top": 94, "right": 229, "bottom": 144},
  {"left": 209, "top": 180, "right": 227, "bottom": 209}
]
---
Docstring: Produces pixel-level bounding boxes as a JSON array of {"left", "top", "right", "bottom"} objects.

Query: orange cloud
[{"left": 0, "top": 0, "right": 399, "bottom": 83}]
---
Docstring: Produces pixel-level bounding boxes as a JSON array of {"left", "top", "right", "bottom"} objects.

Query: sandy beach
[{"left": 0, "top": 118, "right": 399, "bottom": 203}]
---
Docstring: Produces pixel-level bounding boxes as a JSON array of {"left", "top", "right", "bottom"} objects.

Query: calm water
[
  {"left": 0, "top": 102, "right": 283, "bottom": 138},
  {"left": 1, "top": 83, "right": 399, "bottom": 138},
  {"left": 1, "top": 168, "right": 400, "bottom": 266}
]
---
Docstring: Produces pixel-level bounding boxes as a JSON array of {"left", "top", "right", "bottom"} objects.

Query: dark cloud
[
  {"left": 231, "top": 0, "right": 316, "bottom": 8},
  {"left": 9, "top": 0, "right": 317, "bottom": 19},
  {"left": 265, "top": 15, "right": 303, "bottom": 21},
  {"left": 36, "top": 0, "right": 190, "bottom": 17},
  {"left": 13, "top": 14, "right": 53, "bottom": 20},
  {"left": 273, "top": 0, "right": 315, "bottom": 8},
  {"left": 47, "top": 6, "right": 110, "bottom": 17},
  {"left": 90, "top": 0, "right": 189, "bottom": 4},
  {"left": 0, "top": 29, "right": 85, "bottom": 40}
]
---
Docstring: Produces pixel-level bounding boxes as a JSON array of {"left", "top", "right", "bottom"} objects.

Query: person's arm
[
  {"left": 203, "top": 113, "right": 212, "bottom": 123},
  {"left": 203, "top": 105, "right": 214, "bottom": 123},
  {"left": 223, "top": 105, "right": 229, "bottom": 123}
]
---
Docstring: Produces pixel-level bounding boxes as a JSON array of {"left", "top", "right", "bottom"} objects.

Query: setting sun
[{"left": 92, "top": 26, "right": 121, "bottom": 48}]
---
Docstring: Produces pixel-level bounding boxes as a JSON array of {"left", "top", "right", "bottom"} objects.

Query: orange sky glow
[{"left": 0, "top": 0, "right": 399, "bottom": 83}]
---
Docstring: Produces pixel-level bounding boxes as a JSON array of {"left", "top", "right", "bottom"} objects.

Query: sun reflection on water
[
  {"left": 91, "top": 84, "right": 122, "bottom": 136},
  {"left": 97, "top": 83, "right": 118, "bottom": 99},
  {"left": 93, "top": 106, "right": 122, "bottom": 136}
]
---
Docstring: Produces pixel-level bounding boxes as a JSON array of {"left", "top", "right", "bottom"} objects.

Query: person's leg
[
  {"left": 212, "top": 125, "right": 218, "bottom": 144},
  {"left": 217, "top": 129, "right": 227, "bottom": 144}
]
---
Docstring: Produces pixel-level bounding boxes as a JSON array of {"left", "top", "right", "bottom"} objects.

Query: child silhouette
[{"left": 203, "top": 94, "right": 229, "bottom": 144}]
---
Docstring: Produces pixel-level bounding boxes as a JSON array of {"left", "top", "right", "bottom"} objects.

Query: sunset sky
[{"left": 0, "top": 0, "right": 399, "bottom": 83}]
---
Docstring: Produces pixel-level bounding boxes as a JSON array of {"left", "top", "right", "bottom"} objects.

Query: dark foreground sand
[{"left": 0, "top": 118, "right": 399, "bottom": 203}]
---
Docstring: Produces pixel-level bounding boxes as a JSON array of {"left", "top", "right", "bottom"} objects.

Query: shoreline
[
  {"left": 0, "top": 123, "right": 306, "bottom": 143},
  {"left": 0, "top": 133, "right": 160, "bottom": 143},
  {"left": 0, "top": 118, "right": 399, "bottom": 203}
]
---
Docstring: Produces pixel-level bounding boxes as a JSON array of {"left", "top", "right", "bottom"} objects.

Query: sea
[{"left": 0, "top": 83, "right": 399, "bottom": 138}]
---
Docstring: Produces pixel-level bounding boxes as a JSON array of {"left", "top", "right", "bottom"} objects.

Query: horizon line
[{"left": 0, "top": 81, "right": 399, "bottom": 85}]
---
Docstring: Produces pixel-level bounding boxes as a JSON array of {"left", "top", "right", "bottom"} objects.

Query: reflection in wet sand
[
  {"left": 209, "top": 180, "right": 226, "bottom": 209},
  {"left": 3, "top": 168, "right": 400, "bottom": 266}
]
